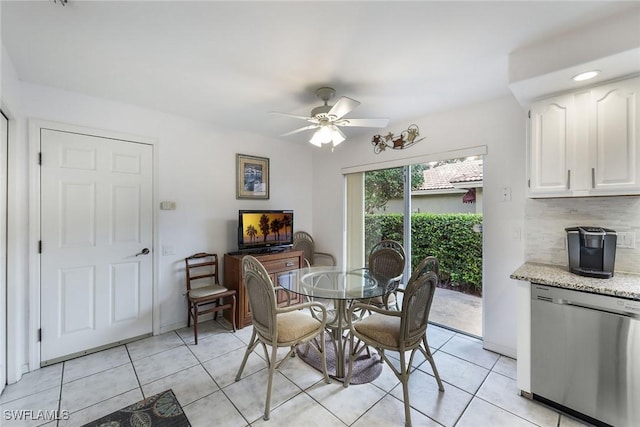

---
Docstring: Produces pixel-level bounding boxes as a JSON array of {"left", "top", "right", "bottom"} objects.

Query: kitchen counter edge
[{"left": 510, "top": 262, "right": 640, "bottom": 301}]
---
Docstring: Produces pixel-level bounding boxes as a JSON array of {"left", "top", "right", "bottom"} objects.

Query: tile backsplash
[{"left": 525, "top": 196, "right": 640, "bottom": 274}]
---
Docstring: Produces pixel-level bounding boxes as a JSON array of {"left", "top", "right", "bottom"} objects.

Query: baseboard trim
[
  {"left": 158, "top": 320, "right": 187, "bottom": 335},
  {"left": 482, "top": 340, "right": 516, "bottom": 358}
]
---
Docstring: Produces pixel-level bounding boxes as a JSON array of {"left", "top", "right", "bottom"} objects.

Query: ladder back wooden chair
[{"left": 185, "top": 252, "right": 236, "bottom": 344}]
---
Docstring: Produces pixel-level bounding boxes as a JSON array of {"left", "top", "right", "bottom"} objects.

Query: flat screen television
[{"left": 237, "top": 210, "right": 294, "bottom": 253}]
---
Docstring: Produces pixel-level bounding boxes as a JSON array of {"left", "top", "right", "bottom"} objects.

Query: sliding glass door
[{"left": 346, "top": 156, "right": 484, "bottom": 337}]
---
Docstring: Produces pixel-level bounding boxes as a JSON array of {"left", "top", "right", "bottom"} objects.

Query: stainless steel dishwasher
[{"left": 531, "top": 284, "right": 640, "bottom": 427}]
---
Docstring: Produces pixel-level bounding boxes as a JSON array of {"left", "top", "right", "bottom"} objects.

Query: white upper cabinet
[
  {"left": 527, "top": 76, "right": 640, "bottom": 198},
  {"left": 528, "top": 93, "right": 574, "bottom": 196},
  {"left": 589, "top": 78, "right": 639, "bottom": 194}
]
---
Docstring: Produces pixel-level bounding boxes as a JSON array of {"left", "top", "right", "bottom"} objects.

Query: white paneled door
[{"left": 40, "top": 129, "right": 153, "bottom": 365}]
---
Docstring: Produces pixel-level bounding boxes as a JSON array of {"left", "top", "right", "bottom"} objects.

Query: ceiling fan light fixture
[
  {"left": 309, "top": 128, "right": 328, "bottom": 146},
  {"left": 330, "top": 126, "right": 345, "bottom": 146},
  {"left": 309, "top": 126, "right": 345, "bottom": 147}
]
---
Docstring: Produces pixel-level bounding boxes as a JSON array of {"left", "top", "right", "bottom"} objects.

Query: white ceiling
[{"left": 2, "top": 1, "right": 639, "bottom": 143}]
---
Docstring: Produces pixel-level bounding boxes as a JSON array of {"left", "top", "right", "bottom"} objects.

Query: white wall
[
  {"left": 3, "top": 58, "right": 315, "bottom": 377},
  {"left": 311, "top": 96, "right": 527, "bottom": 357}
]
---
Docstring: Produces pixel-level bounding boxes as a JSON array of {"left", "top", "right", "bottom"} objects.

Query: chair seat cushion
[
  {"left": 189, "top": 285, "right": 229, "bottom": 299},
  {"left": 277, "top": 311, "right": 321, "bottom": 343},
  {"left": 354, "top": 313, "right": 401, "bottom": 348}
]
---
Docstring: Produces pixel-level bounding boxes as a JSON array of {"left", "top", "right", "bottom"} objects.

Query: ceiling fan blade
[
  {"left": 280, "top": 124, "right": 319, "bottom": 137},
  {"left": 270, "top": 111, "right": 312, "bottom": 121},
  {"left": 328, "top": 96, "right": 361, "bottom": 119},
  {"left": 271, "top": 111, "right": 321, "bottom": 126},
  {"left": 338, "top": 118, "right": 390, "bottom": 128}
]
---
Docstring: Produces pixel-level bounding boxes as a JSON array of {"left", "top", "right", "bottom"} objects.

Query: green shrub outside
[{"left": 365, "top": 213, "right": 483, "bottom": 293}]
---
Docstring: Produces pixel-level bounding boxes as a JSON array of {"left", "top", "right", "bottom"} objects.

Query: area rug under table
[
  {"left": 82, "top": 389, "right": 190, "bottom": 427},
  {"left": 296, "top": 336, "right": 382, "bottom": 384}
]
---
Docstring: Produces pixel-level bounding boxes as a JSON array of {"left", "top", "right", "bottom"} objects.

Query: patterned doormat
[{"left": 82, "top": 389, "right": 190, "bottom": 427}]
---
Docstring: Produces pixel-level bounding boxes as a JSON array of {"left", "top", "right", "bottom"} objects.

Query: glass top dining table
[
  {"left": 278, "top": 266, "right": 397, "bottom": 380},
  {"left": 282, "top": 265, "right": 395, "bottom": 301}
]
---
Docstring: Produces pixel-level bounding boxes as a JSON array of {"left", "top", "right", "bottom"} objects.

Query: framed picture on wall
[{"left": 236, "top": 153, "right": 269, "bottom": 199}]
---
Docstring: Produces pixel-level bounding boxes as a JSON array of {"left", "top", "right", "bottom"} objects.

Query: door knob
[{"left": 135, "top": 248, "right": 150, "bottom": 256}]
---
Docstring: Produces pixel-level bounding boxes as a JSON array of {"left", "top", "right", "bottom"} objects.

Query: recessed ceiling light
[{"left": 572, "top": 70, "right": 600, "bottom": 82}]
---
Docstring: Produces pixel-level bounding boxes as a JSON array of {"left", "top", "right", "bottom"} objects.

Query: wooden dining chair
[
  {"left": 345, "top": 256, "right": 445, "bottom": 427},
  {"left": 185, "top": 253, "right": 236, "bottom": 344},
  {"left": 235, "top": 255, "right": 331, "bottom": 420}
]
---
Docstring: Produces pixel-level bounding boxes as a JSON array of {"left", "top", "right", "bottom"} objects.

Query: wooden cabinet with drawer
[{"left": 223, "top": 250, "right": 303, "bottom": 329}]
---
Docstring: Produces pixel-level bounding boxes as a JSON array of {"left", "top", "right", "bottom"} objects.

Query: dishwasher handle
[{"left": 557, "top": 298, "right": 639, "bottom": 319}]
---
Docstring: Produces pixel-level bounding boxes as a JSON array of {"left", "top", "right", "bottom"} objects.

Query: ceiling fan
[{"left": 272, "top": 87, "right": 389, "bottom": 147}]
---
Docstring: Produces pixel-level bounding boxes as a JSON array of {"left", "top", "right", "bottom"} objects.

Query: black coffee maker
[{"left": 566, "top": 226, "right": 617, "bottom": 279}]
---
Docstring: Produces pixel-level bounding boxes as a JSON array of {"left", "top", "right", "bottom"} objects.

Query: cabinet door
[
  {"left": 528, "top": 94, "right": 574, "bottom": 196},
  {"left": 274, "top": 270, "right": 302, "bottom": 306},
  {"left": 589, "top": 77, "right": 640, "bottom": 194}
]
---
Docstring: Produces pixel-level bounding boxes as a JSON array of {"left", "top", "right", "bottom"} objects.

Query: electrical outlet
[
  {"left": 512, "top": 226, "right": 522, "bottom": 240},
  {"left": 616, "top": 232, "right": 636, "bottom": 249},
  {"left": 162, "top": 245, "right": 176, "bottom": 256},
  {"left": 501, "top": 187, "right": 512, "bottom": 202}
]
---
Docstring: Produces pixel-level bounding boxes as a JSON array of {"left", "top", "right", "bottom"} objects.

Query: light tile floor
[{"left": 1, "top": 319, "right": 592, "bottom": 427}]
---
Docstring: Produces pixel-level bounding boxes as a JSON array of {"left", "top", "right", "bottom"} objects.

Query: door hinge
[
  {"left": 38, "top": 152, "right": 42, "bottom": 165},
  {"left": 527, "top": 179, "right": 530, "bottom": 188},
  {"left": 38, "top": 328, "right": 42, "bottom": 342},
  {"left": 528, "top": 110, "right": 531, "bottom": 119},
  {"left": 38, "top": 240, "right": 42, "bottom": 253}
]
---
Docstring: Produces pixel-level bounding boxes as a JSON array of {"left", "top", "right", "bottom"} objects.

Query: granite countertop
[{"left": 510, "top": 262, "right": 640, "bottom": 300}]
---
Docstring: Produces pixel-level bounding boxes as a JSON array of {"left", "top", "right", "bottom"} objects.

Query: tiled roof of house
[{"left": 419, "top": 159, "right": 483, "bottom": 191}]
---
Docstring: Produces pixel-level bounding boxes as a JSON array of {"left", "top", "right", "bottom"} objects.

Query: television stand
[
  {"left": 227, "top": 246, "right": 289, "bottom": 256},
  {"left": 260, "top": 247, "right": 285, "bottom": 254},
  {"left": 223, "top": 249, "right": 304, "bottom": 328}
]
